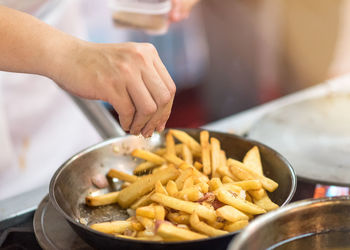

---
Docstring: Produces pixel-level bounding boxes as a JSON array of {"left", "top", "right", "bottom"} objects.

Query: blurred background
[{"left": 82, "top": 0, "right": 350, "bottom": 127}]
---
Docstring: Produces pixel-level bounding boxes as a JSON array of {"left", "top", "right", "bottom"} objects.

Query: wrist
[{"left": 41, "top": 31, "right": 82, "bottom": 82}]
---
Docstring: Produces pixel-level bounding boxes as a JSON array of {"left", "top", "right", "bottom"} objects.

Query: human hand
[
  {"left": 52, "top": 41, "right": 176, "bottom": 137},
  {"left": 169, "top": 0, "right": 200, "bottom": 22}
]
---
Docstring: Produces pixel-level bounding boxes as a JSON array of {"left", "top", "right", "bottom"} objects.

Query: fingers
[
  {"left": 128, "top": 44, "right": 175, "bottom": 137},
  {"left": 126, "top": 76, "right": 157, "bottom": 136},
  {"left": 153, "top": 56, "right": 176, "bottom": 95},
  {"left": 141, "top": 99, "right": 173, "bottom": 136},
  {"left": 107, "top": 42, "right": 176, "bottom": 137},
  {"left": 169, "top": 0, "right": 182, "bottom": 22},
  {"left": 139, "top": 69, "right": 174, "bottom": 136},
  {"left": 110, "top": 88, "right": 135, "bottom": 132},
  {"left": 169, "top": 0, "right": 199, "bottom": 22},
  {"left": 152, "top": 59, "right": 176, "bottom": 132}
]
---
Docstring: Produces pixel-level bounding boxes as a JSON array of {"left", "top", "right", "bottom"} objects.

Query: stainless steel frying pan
[
  {"left": 49, "top": 97, "right": 296, "bottom": 250},
  {"left": 49, "top": 130, "right": 296, "bottom": 250}
]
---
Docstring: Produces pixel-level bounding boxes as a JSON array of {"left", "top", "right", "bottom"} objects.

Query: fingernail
[
  {"left": 146, "top": 130, "right": 154, "bottom": 138},
  {"left": 130, "top": 129, "right": 140, "bottom": 136},
  {"left": 157, "top": 123, "right": 166, "bottom": 132}
]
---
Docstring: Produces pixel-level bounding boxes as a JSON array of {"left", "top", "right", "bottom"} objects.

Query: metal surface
[
  {"left": 0, "top": 185, "right": 48, "bottom": 231},
  {"left": 69, "top": 96, "right": 126, "bottom": 138},
  {"left": 204, "top": 74, "right": 350, "bottom": 136},
  {"left": 49, "top": 129, "right": 296, "bottom": 250},
  {"left": 229, "top": 196, "right": 350, "bottom": 250},
  {"left": 248, "top": 93, "right": 350, "bottom": 186},
  {"left": 33, "top": 195, "right": 92, "bottom": 250}
]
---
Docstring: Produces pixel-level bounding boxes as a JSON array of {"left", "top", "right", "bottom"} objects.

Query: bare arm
[
  {"left": 0, "top": 6, "right": 176, "bottom": 137},
  {"left": 0, "top": 5, "right": 73, "bottom": 77}
]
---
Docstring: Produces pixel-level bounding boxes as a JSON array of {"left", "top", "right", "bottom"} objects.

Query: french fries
[
  {"left": 130, "top": 191, "right": 155, "bottom": 209},
  {"left": 155, "top": 181, "right": 168, "bottom": 195},
  {"left": 253, "top": 192, "right": 279, "bottom": 211},
  {"left": 163, "top": 153, "right": 185, "bottom": 166},
  {"left": 182, "top": 144, "right": 193, "bottom": 165},
  {"left": 217, "top": 188, "right": 266, "bottom": 215},
  {"left": 243, "top": 146, "right": 263, "bottom": 174},
  {"left": 90, "top": 221, "right": 132, "bottom": 234},
  {"left": 131, "top": 149, "right": 165, "bottom": 165},
  {"left": 223, "top": 220, "right": 249, "bottom": 232},
  {"left": 107, "top": 169, "right": 138, "bottom": 183},
  {"left": 231, "top": 180, "right": 262, "bottom": 190},
  {"left": 86, "top": 129, "right": 280, "bottom": 242},
  {"left": 210, "top": 137, "right": 221, "bottom": 178},
  {"left": 165, "top": 132, "right": 176, "bottom": 155},
  {"left": 167, "top": 212, "right": 190, "bottom": 225},
  {"left": 200, "top": 130, "right": 211, "bottom": 175},
  {"left": 151, "top": 193, "right": 217, "bottom": 222},
  {"left": 216, "top": 205, "right": 249, "bottom": 222},
  {"left": 117, "top": 167, "right": 179, "bottom": 208},
  {"left": 170, "top": 129, "right": 201, "bottom": 155},
  {"left": 157, "top": 222, "right": 207, "bottom": 241},
  {"left": 136, "top": 206, "right": 156, "bottom": 219},
  {"left": 189, "top": 213, "right": 227, "bottom": 237},
  {"left": 133, "top": 161, "right": 158, "bottom": 175},
  {"left": 228, "top": 158, "right": 278, "bottom": 192},
  {"left": 166, "top": 180, "right": 178, "bottom": 196},
  {"left": 85, "top": 191, "right": 119, "bottom": 207}
]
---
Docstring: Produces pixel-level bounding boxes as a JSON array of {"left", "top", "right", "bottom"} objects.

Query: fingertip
[
  {"left": 156, "top": 122, "right": 166, "bottom": 133},
  {"left": 141, "top": 128, "right": 153, "bottom": 138},
  {"left": 130, "top": 127, "right": 140, "bottom": 136},
  {"left": 120, "top": 120, "right": 131, "bottom": 133},
  {"left": 171, "top": 12, "right": 182, "bottom": 22}
]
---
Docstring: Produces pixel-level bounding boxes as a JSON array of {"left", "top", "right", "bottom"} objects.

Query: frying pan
[
  {"left": 49, "top": 127, "right": 296, "bottom": 250},
  {"left": 228, "top": 196, "right": 350, "bottom": 250}
]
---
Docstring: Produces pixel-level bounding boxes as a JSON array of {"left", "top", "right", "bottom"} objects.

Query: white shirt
[{"left": 0, "top": 0, "right": 101, "bottom": 200}]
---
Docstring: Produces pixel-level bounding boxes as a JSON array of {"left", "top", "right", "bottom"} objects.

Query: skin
[
  {"left": 169, "top": 0, "right": 201, "bottom": 22},
  {"left": 0, "top": 5, "right": 175, "bottom": 137},
  {"left": 0, "top": 1, "right": 200, "bottom": 137}
]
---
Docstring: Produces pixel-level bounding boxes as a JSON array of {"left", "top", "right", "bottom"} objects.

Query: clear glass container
[{"left": 109, "top": 0, "right": 171, "bottom": 34}]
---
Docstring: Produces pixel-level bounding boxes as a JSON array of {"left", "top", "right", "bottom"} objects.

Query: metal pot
[
  {"left": 229, "top": 196, "right": 350, "bottom": 250},
  {"left": 49, "top": 128, "right": 296, "bottom": 250}
]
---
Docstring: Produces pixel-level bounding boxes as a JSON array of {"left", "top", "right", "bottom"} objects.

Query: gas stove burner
[{"left": 33, "top": 195, "right": 92, "bottom": 250}]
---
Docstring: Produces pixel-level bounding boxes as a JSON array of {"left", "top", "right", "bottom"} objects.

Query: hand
[
  {"left": 169, "top": 0, "right": 200, "bottom": 22},
  {"left": 52, "top": 41, "right": 176, "bottom": 137}
]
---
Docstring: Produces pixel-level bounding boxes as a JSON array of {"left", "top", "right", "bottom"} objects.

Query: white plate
[{"left": 249, "top": 93, "right": 350, "bottom": 185}]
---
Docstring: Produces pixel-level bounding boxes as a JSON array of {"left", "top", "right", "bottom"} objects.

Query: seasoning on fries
[{"left": 85, "top": 129, "right": 280, "bottom": 242}]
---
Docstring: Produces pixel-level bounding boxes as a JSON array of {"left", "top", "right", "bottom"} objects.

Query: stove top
[
  {"left": 0, "top": 212, "right": 41, "bottom": 250},
  {"left": 33, "top": 195, "right": 91, "bottom": 250}
]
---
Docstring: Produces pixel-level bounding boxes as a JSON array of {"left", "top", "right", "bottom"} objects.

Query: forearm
[
  {"left": 0, "top": 5, "right": 78, "bottom": 79},
  {"left": 0, "top": 5, "right": 176, "bottom": 137}
]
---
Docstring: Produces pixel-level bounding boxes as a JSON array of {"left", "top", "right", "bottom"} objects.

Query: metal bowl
[
  {"left": 49, "top": 129, "right": 296, "bottom": 250},
  {"left": 229, "top": 196, "right": 350, "bottom": 250}
]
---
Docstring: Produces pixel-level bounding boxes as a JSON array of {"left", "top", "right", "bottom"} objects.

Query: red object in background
[
  {"left": 166, "top": 87, "right": 208, "bottom": 128},
  {"left": 313, "top": 185, "right": 327, "bottom": 198},
  {"left": 314, "top": 184, "right": 350, "bottom": 198}
]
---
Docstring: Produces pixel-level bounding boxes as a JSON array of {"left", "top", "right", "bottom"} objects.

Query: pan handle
[{"left": 69, "top": 95, "right": 126, "bottom": 139}]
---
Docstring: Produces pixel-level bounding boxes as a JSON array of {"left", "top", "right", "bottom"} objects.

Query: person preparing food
[{"left": 0, "top": 0, "right": 200, "bottom": 200}]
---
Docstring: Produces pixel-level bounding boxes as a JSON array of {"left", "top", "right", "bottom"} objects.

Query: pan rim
[
  {"left": 228, "top": 195, "right": 350, "bottom": 250},
  {"left": 49, "top": 128, "right": 297, "bottom": 245}
]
